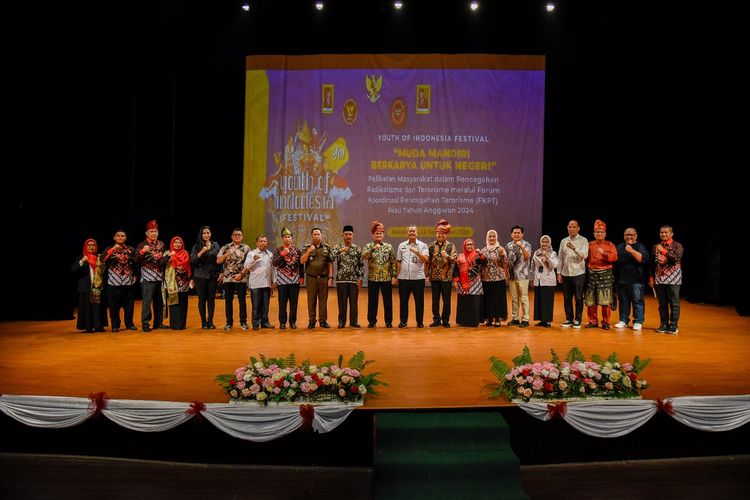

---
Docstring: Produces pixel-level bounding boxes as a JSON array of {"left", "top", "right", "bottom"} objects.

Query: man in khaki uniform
[{"left": 300, "top": 227, "right": 334, "bottom": 329}]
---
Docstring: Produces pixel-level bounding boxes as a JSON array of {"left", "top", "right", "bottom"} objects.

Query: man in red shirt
[{"left": 584, "top": 220, "right": 618, "bottom": 330}]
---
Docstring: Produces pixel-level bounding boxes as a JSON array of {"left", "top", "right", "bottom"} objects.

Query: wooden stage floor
[{"left": 1, "top": 291, "right": 748, "bottom": 409}]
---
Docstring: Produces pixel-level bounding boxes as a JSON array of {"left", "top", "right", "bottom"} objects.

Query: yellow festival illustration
[{"left": 260, "top": 120, "right": 352, "bottom": 246}]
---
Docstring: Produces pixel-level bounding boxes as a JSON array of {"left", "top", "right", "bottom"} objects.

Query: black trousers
[
  {"left": 169, "top": 291, "right": 189, "bottom": 329},
  {"left": 223, "top": 282, "right": 247, "bottom": 325},
  {"left": 367, "top": 280, "right": 393, "bottom": 325},
  {"left": 141, "top": 280, "right": 164, "bottom": 327},
  {"left": 336, "top": 282, "right": 359, "bottom": 326},
  {"left": 277, "top": 283, "right": 300, "bottom": 325},
  {"left": 431, "top": 280, "right": 452, "bottom": 323},
  {"left": 194, "top": 277, "right": 217, "bottom": 326},
  {"left": 250, "top": 287, "right": 271, "bottom": 327},
  {"left": 106, "top": 284, "right": 135, "bottom": 328},
  {"left": 398, "top": 279, "right": 425, "bottom": 324},
  {"left": 562, "top": 274, "right": 585, "bottom": 322}
]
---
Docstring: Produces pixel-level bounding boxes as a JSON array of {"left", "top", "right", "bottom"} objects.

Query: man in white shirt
[
  {"left": 556, "top": 220, "right": 589, "bottom": 329},
  {"left": 242, "top": 234, "right": 275, "bottom": 331},
  {"left": 396, "top": 225, "right": 429, "bottom": 328}
]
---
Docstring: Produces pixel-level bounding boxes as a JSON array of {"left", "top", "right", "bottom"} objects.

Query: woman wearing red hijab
[
  {"left": 71, "top": 238, "right": 107, "bottom": 333},
  {"left": 452, "top": 239, "right": 486, "bottom": 327},
  {"left": 162, "top": 236, "right": 192, "bottom": 329}
]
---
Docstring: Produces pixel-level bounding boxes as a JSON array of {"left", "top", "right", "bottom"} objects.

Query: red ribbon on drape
[
  {"left": 186, "top": 401, "right": 206, "bottom": 421},
  {"left": 546, "top": 402, "right": 567, "bottom": 419},
  {"left": 657, "top": 399, "right": 675, "bottom": 416},
  {"left": 88, "top": 392, "right": 107, "bottom": 413},
  {"left": 299, "top": 404, "right": 315, "bottom": 432}
]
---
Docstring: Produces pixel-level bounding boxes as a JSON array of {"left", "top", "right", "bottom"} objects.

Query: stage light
[
  {"left": 469, "top": 1, "right": 479, "bottom": 11},
  {"left": 241, "top": 3, "right": 250, "bottom": 12},
  {"left": 546, "top": 2, "right": 555, "bottom": 12},
  {"left": 315, "top": 1, "right": 324, "bottom": 10},
  {"left": 394, "top": 1, "right": 403, "bottom": 9}
]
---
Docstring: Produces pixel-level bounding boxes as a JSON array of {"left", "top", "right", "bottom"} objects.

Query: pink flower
[{"left": 236, "top": 381, "right": 246, "bottom": 389}]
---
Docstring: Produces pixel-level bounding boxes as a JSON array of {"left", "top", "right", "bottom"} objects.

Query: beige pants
[{"left": 509, "top": 279, "right": 530, "bottom": 322}]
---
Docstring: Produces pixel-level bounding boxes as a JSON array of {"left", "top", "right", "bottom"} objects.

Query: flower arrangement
[
  {"left": 215, "top": 351, "right": 387, "bottom": 405},
  {"left": 487, "top": 345, "right": 650, "bottom": 402}
]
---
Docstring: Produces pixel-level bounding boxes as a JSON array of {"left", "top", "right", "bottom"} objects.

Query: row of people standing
[{"left": 73, "top": 218, "right": 682, "bottom": 334}]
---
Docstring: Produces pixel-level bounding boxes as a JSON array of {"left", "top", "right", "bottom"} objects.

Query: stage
[{"left": 1, "top": 290, "right": 747, "bottom": 408}]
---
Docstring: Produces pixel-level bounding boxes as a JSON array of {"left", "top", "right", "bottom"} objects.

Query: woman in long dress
[{"left": 453, "top": 239, "right": 486, "bottom": 327}]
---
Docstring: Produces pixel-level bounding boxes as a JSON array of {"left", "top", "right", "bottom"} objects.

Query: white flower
[
  {"left": 254, "top": 361, "right": 264, "bottom": 369},
  {"left": 358, "top": 385, "right": 367, "bottom": 394},
  {"left": 309, "top": 365, "right": 319, "bottom": 374},
  {"left": 243, "top": 373, "right": 253, "bottom": 381}
]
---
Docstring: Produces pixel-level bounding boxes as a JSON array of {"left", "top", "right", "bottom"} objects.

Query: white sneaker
[
  {"left": 632, "top": 323, "right": 642, "bottom": 331},
  {"left": 614, "top": 321, "right": 627, "bottom": 329}
]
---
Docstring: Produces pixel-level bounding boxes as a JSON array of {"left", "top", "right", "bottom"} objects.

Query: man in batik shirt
[
  {"left": 650, "top": 225, "right": 684, "bottom": 335},
  {"left": 135, "top": 219, "right": 167, "bottom": 332},
  {"left": 217, "top": 228, "right": 252, "bottom": 331},
  {"left": 427, "top": 218, "right": 457, "bottom": 328},
  {"left": 272, "top": 227, "right": 302, "bottom": 330},
  {"left": 333, "top": 225, "right": 364, "bottom": 328},
  {"left": 101, "top": 229, "right": 137, "bottom": 332},
  {"left": 361, "top": 220, "right": 397, "bottom": 328}
]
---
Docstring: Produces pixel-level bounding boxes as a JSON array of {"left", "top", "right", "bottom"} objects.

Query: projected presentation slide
[{"left": 243, "top": 54, "right": 544, "bottom": 248}]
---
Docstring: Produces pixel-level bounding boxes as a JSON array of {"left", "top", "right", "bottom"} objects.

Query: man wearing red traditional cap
[
  {"left": 135, "top": 220, "right": 167, "bottom": 332},
  {"left": 361, "top": 220, "right": 397, "bottom": 328},
  {"left": 427, "top": 218, "right": 457, "bottom": 328},
  {"left": 584, "top": 220, "right": 618, "bottom": 330}
]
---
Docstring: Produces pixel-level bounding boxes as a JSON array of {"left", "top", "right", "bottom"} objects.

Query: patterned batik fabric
[
  {"left": 272, "top": 245, "right": 302, "bottom": 285},
  {"left": 584, "top": 268, "right": 615, "bottom": 306},
  {"left": 361, "top": 242, "right": 396, "bottom": 282},
  {"left": 428, "top": 241, "right": 457, "bottom": 282},
  {"left": 219, "top": 243, "right": 251, "bottom": 282},
  {"left": 480, "top": 246, "right": 507, "bottom": 282},
  {"left": 333, "top": 244, "right": 365, "bottom": 283}
]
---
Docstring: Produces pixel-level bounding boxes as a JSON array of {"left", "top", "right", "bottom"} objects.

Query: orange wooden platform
[{"left": 1, "top": 291, "right": 748, "bottom": 409}]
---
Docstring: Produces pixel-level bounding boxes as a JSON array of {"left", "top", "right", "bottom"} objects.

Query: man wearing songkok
[
  {"left": 361, "top": 220, "right": 397, "bottom": 328},
  {"left": 300, "top": 227, "right": 334, "bottom": 329},
  {"left": 427, "top": 218, "right": 457, "bottom": 328},
  {"left": 650, "top": 225, "right": 684, "bottom": 335},
  {"left": 272, "top": 227, "right": 302, "bottom": 329},
  {"left": 505, "top": 225, "right": 533, "bottom": 328},
  {"left": 584, "top": 220, "right": 618, "bottom": 330},
  {"left": 135, "top": 219, "right": 167, "bottom": 332},
  {"left": 396, "top": 224, "right": 429, "bottom": 328},
  {"left": 333, "top": 225, "right": 364, "bottom": 328}
]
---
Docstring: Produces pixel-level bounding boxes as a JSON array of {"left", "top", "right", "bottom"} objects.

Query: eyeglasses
[{"left": 624, "top": 234, "right": 636, "bottom": 237}]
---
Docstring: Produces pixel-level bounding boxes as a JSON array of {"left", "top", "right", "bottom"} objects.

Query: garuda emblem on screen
[{"left": 365, "top": 74, "right": 382, "bottom": 103}]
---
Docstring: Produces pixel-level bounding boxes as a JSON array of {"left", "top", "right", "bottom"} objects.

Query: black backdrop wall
[{"left": 3, "top": 0, "right": 739, "bottom": 320}]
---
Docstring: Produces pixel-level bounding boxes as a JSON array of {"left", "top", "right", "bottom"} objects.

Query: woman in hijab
[
  {"left": 532, "top": 235, "right": 559, "bottom": 327},
  {"left": 452, "top": 238, "right": 486, "bottom": 327},
  {"left": 71, "top": 238, "right": 107, "bottom": 333},
  {"left": 162, "top": 236, "right": 192, "bottom": 330},
  {"left": 480, "top": 229, "right": 508, "bottom": 327}
]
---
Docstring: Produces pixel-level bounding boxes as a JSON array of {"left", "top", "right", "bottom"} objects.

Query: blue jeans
[{"left": 617, "top": 283, "right": 644, "bottom": 324}]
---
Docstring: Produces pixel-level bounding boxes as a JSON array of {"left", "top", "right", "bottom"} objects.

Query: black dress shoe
[
  {"left": 308, "top": 322, "right": 316, "bottom": 329},
  {"left": 417, "top": 323, "right": 424, "bottom": 328},
  {"left": 367, "top": 323, "right": 376, "bottom": 328},
  {"left": 351, "top": 324, "right": 362, "bottom": 328},
  {"left": 157, "top": 324, "right": 169, "bottom": 330},
  {"left": 252, "top": 325, "right": 259, "bottom": 330},
  {"left": 398, "top": 322, "right": 407, "bottom": 328},
  {"left": 112, "top": 327, "right": 119, "bottom": 333},
  {"left": 385, "top": 323, "right": 393, "bottom": 328},
  {"left": 279, "top": 324, "right": 286, "bottom": 329},
  {"left": 127, "top": 325, "right": 138, "bottom": 331},
  {"left": 142, "top": 324, "right": 150, "bottom": 332},
  {"left": 261, "top": 324, "right": 275, "bottom": 329},
  {"left": 319, "top": 322, "right": 331, "bottom": 329},
  {"left": 338, "top": 322, "right": 345, "bottom": 328},
  {"left": 290, "top": 323, "right": 297, "bottom": 329},
  {"left": 429, "top": 321, "right": 442, "bottom": 327},
  {"left": 207, "top": 323, "right": 216, "bottom": 330},
  {"left": 442, "top": 322, "right": 451, "bottom": 328}
]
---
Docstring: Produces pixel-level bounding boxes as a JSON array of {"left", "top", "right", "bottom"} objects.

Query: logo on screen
[
  {"left": 390, "top": 98, "right": 407, "bottom": 129},
  {"left": 365, "top": 74, "right": 382, "bottom": 103},
  {"left": 343, "top": 98, "right": 357, "bottom": 126}
]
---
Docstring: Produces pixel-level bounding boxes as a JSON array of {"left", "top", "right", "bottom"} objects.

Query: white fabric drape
[
  {"left": 517, "top": 395, "right": 750, "bottom": 438},
  {"left": 0, "top": 394, "right": 357, "bottom": 441}
]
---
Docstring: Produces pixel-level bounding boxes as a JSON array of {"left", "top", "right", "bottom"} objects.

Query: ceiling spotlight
[
  {"left": 315, "top": 1, "right": 324, "bottom": 10},
  {"left": 546, "top": 2, "right": 555, "bottom": 12},
  {"left": 469, "top": 1, "right": 479, "bottom": 11},
  {"left": 241, "top": 3, "right": 250, "bottom": 12},
  {"left": 394, "top": 1, "right": 403, "bottom": 9}
]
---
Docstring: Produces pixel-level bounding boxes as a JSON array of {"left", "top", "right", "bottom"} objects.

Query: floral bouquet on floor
[
  {"left": 215, "top": 351, "right": 387, "bottom": 405},
  {"left": 487, "top": 345, "right": 650, "bottom": 402}
]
